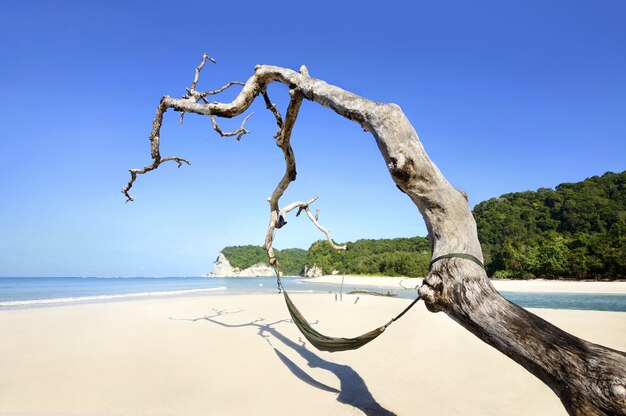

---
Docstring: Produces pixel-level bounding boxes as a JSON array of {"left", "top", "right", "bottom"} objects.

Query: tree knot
[{"left": 388, "top": 157, "right": 416, "bottom": 186}]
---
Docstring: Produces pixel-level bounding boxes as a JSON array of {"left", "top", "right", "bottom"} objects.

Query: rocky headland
[{"left": 208, "top": 252, "right": 279, "bottom": 277}]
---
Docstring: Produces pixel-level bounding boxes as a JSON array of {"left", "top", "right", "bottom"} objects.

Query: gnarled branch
[
  {"left": 296, "top": 201, "right": 346, "bottom": 251},
  {"left": 122, "top": 153, "right": 190, "bottom": 203},
  {"left": 180, "top": 53, "right": 216, "bottom": 125},
  {"left": 261, "top": 88, "right": 283, "bottom": 137},
  {"left": 210, "top": 112, "right": 253, "bottom": 141},
  {"left": 261, "top": 81, "right": 346, "bottom": 265},
  {"left": 125, "top": 57, "right": 626, "bottom": 416},
  {"left": 263, "top": 195, "right": 347, "bottom": 267},
  {"left": 196, "top": 81, "right": 245, "bottom": 98}
]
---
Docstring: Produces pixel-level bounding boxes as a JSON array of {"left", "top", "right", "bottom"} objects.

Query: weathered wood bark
[{"left": 125, "top": 62, "right": 626, "bottom": 415}]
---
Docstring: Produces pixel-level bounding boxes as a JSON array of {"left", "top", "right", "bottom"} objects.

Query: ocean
[{"left": 0, "top": 277, "right": 625, "bottom": 312}]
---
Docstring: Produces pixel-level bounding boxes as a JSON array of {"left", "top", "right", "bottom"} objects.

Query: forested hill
[
  {"left": 219, "top": 171, "right": 625, "bottom": 279},
  {"left": 220, "top": 237, "right": 431, "bottom": 277},
  {"left": 305, "top": 237, "right": 431, "bottom": 277},
  {"left": 221, "top": 245, "right": 307, "bottom": 276},
  {"left": 474, "top": 171, "right": 625, "bottom": 279}
]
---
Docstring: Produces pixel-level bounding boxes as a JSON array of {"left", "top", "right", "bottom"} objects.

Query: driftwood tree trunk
[{"left": 125, "top": 59, "right": 626, "bottom": 415}]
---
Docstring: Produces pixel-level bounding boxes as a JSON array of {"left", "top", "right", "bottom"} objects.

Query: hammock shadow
[{"left": 186, "top": 309, "right": 398, "bottom": 416}]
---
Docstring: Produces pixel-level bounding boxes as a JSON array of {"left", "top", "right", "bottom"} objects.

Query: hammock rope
[{"left": 274, "top": 253, "right": 483, "bottom": 352}]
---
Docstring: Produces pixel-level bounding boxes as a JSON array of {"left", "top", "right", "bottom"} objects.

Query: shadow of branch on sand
[{"left": 172, "top": 309, "right": 397, "bottom": 416}]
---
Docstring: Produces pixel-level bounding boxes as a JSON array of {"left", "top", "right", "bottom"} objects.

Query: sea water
[{"left": 0, "top": 277, "right": 625, "bottom": 312}]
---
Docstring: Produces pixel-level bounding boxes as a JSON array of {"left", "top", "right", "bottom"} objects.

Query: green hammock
[
  {"left": 277, "top": 252, "right": 483, "bottom": 352},
  {"left": 281, "top": 287, "right": 420, "bottom": 352}
]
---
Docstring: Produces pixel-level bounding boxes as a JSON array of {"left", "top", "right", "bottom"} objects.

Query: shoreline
[
  {"left": 2, "top": 276, "right": 625, "bottom": 313},
  {"left": 0, "top": 275, "right": 626, "bottom": 312},
  {"left": 305, "top": 275, "right": 626, "bottom": 294},
  {"left": 1, "top": 292, "right": 624, "bottom": 415}
]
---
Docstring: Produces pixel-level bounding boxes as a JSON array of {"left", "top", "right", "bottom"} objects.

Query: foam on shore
[{"left": 0, "top": 286, "right": 227, "bottom": 307}]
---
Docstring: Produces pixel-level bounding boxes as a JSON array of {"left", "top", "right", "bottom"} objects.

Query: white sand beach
[{"left": 1, "top": 284, "right": 625, "bottom": 415}]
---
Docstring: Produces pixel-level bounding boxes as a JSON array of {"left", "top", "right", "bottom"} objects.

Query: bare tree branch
[
  {"left": 261, "top": 88, "right": 283, "bottom": 137},
  {"left": 260, "top": 71, "right": 347, "bottom": 266},
  {"left": 259, "top": 81, "right": 346, "bottom": 265},
  {"left": 122, "top": 156, "right": 190, "bottom": 203},
  {"left": 195, "top": 81, "right": 245, "bottom": 98},
  {"left": 264, "top": 195, "right": 347, "bottom": 266},
  {"left": 301, "top": 206, "right": 346, "bottom": 251},
  {"left": 192, "top": 53, "right": 216, "bottom": 90},
  {"left": 180, "top": 53, "right": 217, "bottom": 125},
  {"left": 124, "top": 54, "right": 254, "bottom": 201},
  {"left": 269, "top": 90, "right": 302, "bottom": 210},
  {"left": 181, "top": 80, "right": 246, "bottom": 124},
  {"left": 263, "top": 90, "right": 304, "bottom": 264},
  {"left": 290, "top": 198, "right": 346, "bottom": 251},
  {"left": 125, "top": 62, "right": 381, "bottom": 205},
  {"left": 210, "top": 112, "right": 254, "bottom": 141}
]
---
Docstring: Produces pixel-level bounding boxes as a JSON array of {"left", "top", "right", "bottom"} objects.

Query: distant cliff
[
  {"left": 208, "top": 245, "right": 307, "bottom": 277},
  {"left": 209, "top": 252, "right": 279, "bottom": 277}
]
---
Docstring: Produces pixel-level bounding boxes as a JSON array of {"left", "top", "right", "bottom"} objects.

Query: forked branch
[
  {"left": 210, "top": 112, "right": 253, "bottom": 141},
  {"left": 261, "top": 88, "right": 283, "bottom": 137},
  {"left": 122, "top": 53, "right": 248, "bottom": 201},
  {"left": 264, "top": 195, "right": 347, "bottom": 266},
  {"left": 180, "top": 53, "right": 216, "bottom": 124},
  {"left": 122, "top": 156, "right": 190, "bottom": 202},
  {"left": 262, "top": 83, "right": 346, "bottom": 265}
]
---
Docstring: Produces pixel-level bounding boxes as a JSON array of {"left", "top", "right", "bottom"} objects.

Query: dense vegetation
[
  {"left": 474, "top": 171, "right": 625, "bottom": 279},
  {"left": 221, "top": 237, "right": 431, "bottom": 277},
  {"left": 221, "top": 245, "right": 306, "bottom": 276},
  {"left": 305, "top": 237, "right": 430, "bottom": 277},
  {"left": 220, "top": 171, "right": 625, "bottom": 279}
]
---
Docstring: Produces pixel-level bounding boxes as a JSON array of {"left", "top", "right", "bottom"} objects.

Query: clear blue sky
[{"left": 1, "top": 0, "right": 624, "bottom": 277}]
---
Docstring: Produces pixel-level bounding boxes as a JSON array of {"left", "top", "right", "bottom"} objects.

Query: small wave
[
  {"left": 90, "top": 276, "right": 177, "bottom": 279},
  {"left": 0, "top": 287, "right": 228, "bottom": 307}
]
